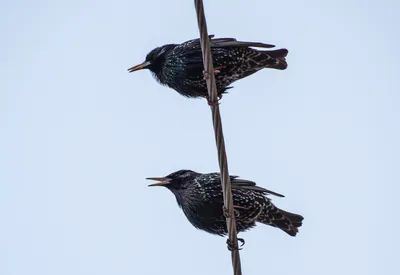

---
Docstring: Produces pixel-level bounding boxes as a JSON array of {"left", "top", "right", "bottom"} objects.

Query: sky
[{"left": 1, "top": 0, "right": 399, "bottom": 274}]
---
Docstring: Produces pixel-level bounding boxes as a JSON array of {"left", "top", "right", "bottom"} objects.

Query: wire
[{"left": 193, "top": 1, "right": 243, "bottom": 274}]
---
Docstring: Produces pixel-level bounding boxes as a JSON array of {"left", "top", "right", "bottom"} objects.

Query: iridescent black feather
[
  {"left": 147, "top": 170, "right": 303, "bottom": 237},
  {"left": 129, "top": 35, "right": 288, "bottom": 98}
]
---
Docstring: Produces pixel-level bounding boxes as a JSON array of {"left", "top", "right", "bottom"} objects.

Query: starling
[
  {"left": 128, "top": 35, "right": 288, "bottom": 100},
  {"left": 147, "top": 170, "right": 303, "bottom": 238}
]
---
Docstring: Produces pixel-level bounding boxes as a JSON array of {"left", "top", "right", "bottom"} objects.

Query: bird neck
[
  {"left": 170, "top": 186, "right": 198, "bottom": 209},
  {"left": 150, "top": 68, "right": 168, "bottom": 85},
  {"left": 171, "top": 189, "right": 187, "bottom": 208},
  {"left": 148, "top": 44, "right": 176, "bottom": 85}
]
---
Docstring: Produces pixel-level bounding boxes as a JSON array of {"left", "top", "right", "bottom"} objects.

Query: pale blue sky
[{"left": 1, "top": 0, "right": 399, "bottom": 274}]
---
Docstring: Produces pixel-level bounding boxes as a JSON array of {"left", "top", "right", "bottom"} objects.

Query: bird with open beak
[{"left": 146, "top": 169, "right": 303, "bottom": 242}]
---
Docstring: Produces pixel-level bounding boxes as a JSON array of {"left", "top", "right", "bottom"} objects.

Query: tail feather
[
  {"left": 258, "top": 203, "right": 303, "bottom": 237},
  {"left": 280, "top": 209, "right": 304, "bottom": 228},
  {"left": 262, "top": 49, "right": 288, "bottom": 70}
]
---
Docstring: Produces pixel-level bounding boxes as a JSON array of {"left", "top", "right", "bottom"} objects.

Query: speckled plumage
[
  {"left": 128, "top": 35, "right": 288, "bottom": 98},
  {"left": 147, "top": 170, "right": 303, "bottom": 237}
]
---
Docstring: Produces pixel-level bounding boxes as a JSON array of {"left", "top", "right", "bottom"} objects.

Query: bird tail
[
  {"left": 262, "top": 49, "right": 288, "bottom": 70},
  {"left": 257, "top": 202, "right": 303, "bottom": 236}
]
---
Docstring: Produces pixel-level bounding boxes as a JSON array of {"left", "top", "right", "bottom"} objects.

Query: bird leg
[
  {"left": 206, "top": 95, "right": 220, "bottom": 106},
  {"left": 233, "top": 205, "right": 251, "bottom": 210},
  {"left": 202, "top": 66, "right": 226, "bottom": 80},
  {"left": 223, "top": 205, "right": 232, "bottom": 218},
  {"left": 226, "top": 238, "right": 245, "bottom": 251},
  {"left": 203, "top": 65, "right": 225, "bottom": 106},
  {"left": 233, "top": 205, "right": 251, "bottom": 218},
  {"left": 238, "top": 238, "right": 245, "bottom": 247},
  {"left": 223, "top": 205, "right": 246, "bottom": 250},
  {"left": 202, "top": 70, "right": 209, "bottom": 80},
  {"left": 206, "top": 93, "right": 223, "bottom": 106}
]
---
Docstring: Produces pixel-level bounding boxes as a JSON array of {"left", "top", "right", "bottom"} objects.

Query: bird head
[
  {"left": 146, "top": 169, "right": 198, "bottom": 191},
  {"left": 128, "top": 44, "right": 175, "bottom": 74}
]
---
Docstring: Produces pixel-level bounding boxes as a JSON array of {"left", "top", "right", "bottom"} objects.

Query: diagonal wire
[{"left": 193, "top": 1, "right": 242, "bottom": 275}]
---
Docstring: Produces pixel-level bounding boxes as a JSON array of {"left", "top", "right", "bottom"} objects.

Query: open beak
[
  {"left": 128, "top": 61, "right": 151, "bottom": 73},
  {"left": 146, "top": 177, "right": 170, "bottom": 187}
]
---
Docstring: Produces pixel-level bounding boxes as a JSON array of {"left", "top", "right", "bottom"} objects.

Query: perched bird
[
  {"left": 147, "top": 170, "right": 303, "bottom": 239},
  {"left": 129, "top": 35, "right": 288, "bottom": 100}
]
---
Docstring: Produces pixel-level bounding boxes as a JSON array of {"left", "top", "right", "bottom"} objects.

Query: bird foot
[
  {"left": 214, "top": 65, "right": 226, "bottom": 73},
  {"left": 202, "top": 66, "right": 226, "bottom": 80},
  {"left": 202, "top": 70, "right": 217, "bottom": 80},
  {"left": 226, "top": 238, "right": 245, "bottom": 251},
  {"left": 202, "top": 71, "right": 208, "bottom": 80},
  {"left": 207, "top": 98, "right": 220, "bottom": 106},
  {"left": 238, "top": 238, "right": 245, "bottom": 247},
  {"left": 206, "top": 94, "right": 223, "bottom": 106},
  {"left": 233, "top": 205, "right": 251, "bottom": 218},
  {"left": 223, "top": 205, "right": 231, "bottom": 218},
  {"left": 222, "top": 205, "right": 241, "bottom": 218}
]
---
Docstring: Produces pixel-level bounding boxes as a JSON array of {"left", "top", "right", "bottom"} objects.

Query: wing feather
[
  {"left": 230, "top": 176, "right": 285, "bottom": 197},
  {"left": 181, "top": 35, "right": 275, "bottom": 49}
]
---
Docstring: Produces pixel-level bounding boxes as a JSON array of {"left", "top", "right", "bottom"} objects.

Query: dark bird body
[
  {"left": 129, "top": 36, "right": 288, "bottom": 99},
  {"left": 147, "top": 170, "right": 303, "bottom": 237}
]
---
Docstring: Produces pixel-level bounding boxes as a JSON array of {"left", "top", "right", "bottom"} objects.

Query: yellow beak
[
  {"left": 128, "top": 61, "right": 151, "bottom": 73},
  {"left": 146, "top": 177, "right": 170, "bottom": 187}
]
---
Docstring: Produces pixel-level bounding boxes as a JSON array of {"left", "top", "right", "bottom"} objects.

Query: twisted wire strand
[{"left": 193, "top": 1, "right": 243, "bottom": 274}]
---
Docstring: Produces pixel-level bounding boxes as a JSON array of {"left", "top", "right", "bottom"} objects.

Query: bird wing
[
  {"left": 230, "top": 176, "right": 285, "bottom": 197},
  {"left": 210, "top": 37, "right": 275, "bottom": 49},
  {"left": 180, "top": 35, "right": 214, "bottom": 48},
  {"left": 181, "top": 35, "right": 275, "bottom": 49}
]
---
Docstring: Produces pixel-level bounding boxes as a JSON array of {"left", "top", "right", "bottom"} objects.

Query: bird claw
[
  {"left": 223, "top": 205, "right": 231, "bottom": 218},
  {"left": 202, "top": 70, "right": 209, "bottom": 80},
  {"left": 226, "top": 238, "right": 245, "bottom": 251},
  {"left": 206, "top": 94, "right": 223, "bottom": 106},
  {"left": 238, "top": 238, "right": 245, "bottom": 247},
  {"left": 233, "top": 205, "right": 251, "bottom": 210},
  {"left": 214, "top": 65, "right": 226, "bottom": 73},
  {"left": 202, "top": 66, "right": 226, "bottom": 80},
  {"left": 207, "top": 98, "right": 220, "bottom": 106},
  {"left": 234, "top": 209, "right": 240, "bottom": 218}
]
